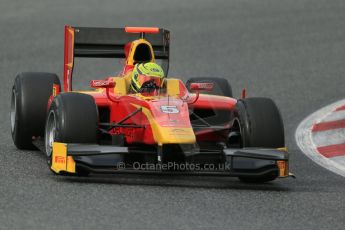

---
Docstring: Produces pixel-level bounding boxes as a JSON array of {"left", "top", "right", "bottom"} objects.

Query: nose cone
[
  {"left": 153, "top": 126, "right": 196, "bottom": 145},
  {"left": 133, "top": 98, "right": 196, "bottom": 145}
]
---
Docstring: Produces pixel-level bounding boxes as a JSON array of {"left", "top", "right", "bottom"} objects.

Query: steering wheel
[{"left": 139, "top": 80, "right": 159, "bottom": 93}]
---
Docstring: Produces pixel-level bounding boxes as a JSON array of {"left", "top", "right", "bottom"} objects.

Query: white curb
[{"left": 295, "top": 99, "right": 345, "bottom": 177}]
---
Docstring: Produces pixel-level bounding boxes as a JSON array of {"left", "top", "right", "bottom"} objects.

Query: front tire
[
  {"left": 232, "top": 97, "right": 285, "bottom": 183},
  {"left": 234, "top": 97, "right": 285, "bottom": 148},
  {"left": 45, "top": 92, "right": 98, "bottom": 176}
]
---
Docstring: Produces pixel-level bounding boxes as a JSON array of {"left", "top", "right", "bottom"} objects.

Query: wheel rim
[
  {"left": 10, "top": 89, "right": 16, "bottom": 134},
  {"left": 228, "top": 118, "right": 243, "bottom": 148},
  {"left": 45, "top": 111, "right": 56, "bottom": 158}
]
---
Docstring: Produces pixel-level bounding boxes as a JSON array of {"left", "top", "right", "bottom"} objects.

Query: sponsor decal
[
  {"left": 169, "top": 128, "right": 191, "bottom": 136},
  {"left": 160, "top": 105, "right": 179, "bottom": 114},
  {"left": 55, "top": 156, "right": 66, "bottom": 164},
  {"left": 196, "top": 83, "right": 213, "bottom": 90},
  {"left": 171, "top": 128, "right": 187, "bottom": 133},
  {"left": 150, "top": 68, "right": 160, "bottom": 73},
  {"left": 92, "top": 80, "right": 109, "bottom": 87},
  {"left": 90, "top": 80, "right": 115, "bottom": 88}
]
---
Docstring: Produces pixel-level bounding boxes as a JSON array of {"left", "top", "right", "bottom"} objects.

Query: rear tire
[
  {"left": 232, "top": 97, "right": 285, "bottom": 183},
  {"left": 45, "top": 92, "right": 98, "bottom": 176},
  {"left": 11, "top": 72, "right": 60, "bottom": 149},
  {"left": 185, "top": 77, "right": 232, "bottom": 97}
]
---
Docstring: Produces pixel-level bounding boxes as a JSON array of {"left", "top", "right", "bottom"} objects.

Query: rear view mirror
[
  {"left": 90, "top": 80, "right": 116, "bottom": 89},
  {"left": 189, "top": 83, "right": 214, "bottom": 92}
]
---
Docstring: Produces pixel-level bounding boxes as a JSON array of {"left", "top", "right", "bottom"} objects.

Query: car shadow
[{"left": 55, "top": 173, "right": 292, "bottom": 192}]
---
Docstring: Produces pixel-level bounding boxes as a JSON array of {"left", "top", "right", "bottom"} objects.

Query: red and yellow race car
[{"left": 11, "top": 26, "right": 292, "bottom": 183}]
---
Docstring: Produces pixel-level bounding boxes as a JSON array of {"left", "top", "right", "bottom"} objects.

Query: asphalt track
[{"left": 0, "top": 0, "right": 345, "bottom": 229}]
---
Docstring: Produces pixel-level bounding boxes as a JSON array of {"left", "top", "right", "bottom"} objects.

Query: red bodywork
[{"left": 60, "top": 26, "right": 237, "bottom": 146}]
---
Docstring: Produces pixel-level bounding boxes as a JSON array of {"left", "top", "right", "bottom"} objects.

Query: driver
[{"left": 130, "top": 62, "right": 165, "bottom": 93}]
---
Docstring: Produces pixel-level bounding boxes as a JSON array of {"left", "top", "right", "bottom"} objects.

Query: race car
[{"left": 11, "top": 26, "right": 292, "bottom": 183}]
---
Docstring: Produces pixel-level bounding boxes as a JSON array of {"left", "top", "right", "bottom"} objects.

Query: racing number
[{"left": 161, "top": 105, "right": 179, "bottom": 114}]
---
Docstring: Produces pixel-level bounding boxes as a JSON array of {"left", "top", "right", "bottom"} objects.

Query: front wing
[{"left": 50, "top": 142, "right": 291, "bottom": 178}]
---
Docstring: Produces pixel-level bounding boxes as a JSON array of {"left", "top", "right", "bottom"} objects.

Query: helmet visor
[{"left": 138, "top": 75, "right": 162, "bottom": 87}]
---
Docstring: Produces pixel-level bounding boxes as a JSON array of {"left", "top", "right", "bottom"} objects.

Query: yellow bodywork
[
  {"left": 51, "top": 142, "right": 76, "bottom": 174},
  {"left": 164, "top": 79, "right": 181, "bottom": 96},
  {"left": 111, "top": 73, "right": 132, "bottom": 96},
  {"left": 277, "top": 147, "right": 288, "bottom": 152},
  {"left": 126, "top": 39, "right": 155, "bottom": 66},
  {"left": 132, "top": 104, "right": 196, "bottom": 146},
  {"left": 110, "top": 77, "right": 183, "bottom": 97},
  {"left": 112, "top": 77, "right": 128, "bottom": 96}
]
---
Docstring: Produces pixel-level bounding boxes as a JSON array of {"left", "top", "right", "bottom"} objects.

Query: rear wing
[{"left": 64, "top": 26, "right": 170, "bottom": 91}]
